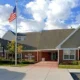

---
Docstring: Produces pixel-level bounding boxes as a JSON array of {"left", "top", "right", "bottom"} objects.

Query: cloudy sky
[{"left": 0, "top": 0, "right": 80, "bottom": 38}]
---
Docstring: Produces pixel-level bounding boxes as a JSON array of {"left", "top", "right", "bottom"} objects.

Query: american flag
[{"left": 8, "top": 6, "right": 16, "bottom": 22}]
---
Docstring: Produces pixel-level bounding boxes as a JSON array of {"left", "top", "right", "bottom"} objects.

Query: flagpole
[{"left": 15, "top": 0, "right": 18, "bottom": 65}]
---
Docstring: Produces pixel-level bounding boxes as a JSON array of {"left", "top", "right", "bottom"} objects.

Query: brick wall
[
  {"left": 41, "top": 52, "right": 51, "bottom": 61},
  {"left": 22, "top": 51, "right": 52, "bottom": 62}
]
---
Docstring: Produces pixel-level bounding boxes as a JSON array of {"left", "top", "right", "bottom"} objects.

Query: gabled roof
[
  {"left": 2, "top": 30, "right": 26, "bottom": 41},
  {"left": 18, "top": 32, "right": 41, "bottom": 50},
  {"left": 2, "top": 29, "right": 75, "bottom": 50},
  {"left": 18, "top": 29, "right": 74, "bottom": 50},
  {"left": 3, "top": 30, "right": 15, "bottom": 41},
  {"left": 61, "top": 28, "right": 80, "bottom": 48}
]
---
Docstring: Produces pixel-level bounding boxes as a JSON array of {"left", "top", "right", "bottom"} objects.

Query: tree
[
  {"left": 7, "top": 40, "right": 23, "bottom": 60},
  {"left": 17, "top": 44, "right": 23, "bottom": 54},
  {"left": 17, "top": 44, "right": 23, "bottom": 61},
  {"left": 7, "top": 40, "right": 15, "bottom": 54}
]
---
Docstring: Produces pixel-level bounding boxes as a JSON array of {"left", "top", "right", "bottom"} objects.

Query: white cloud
[
  {"left": 0, "top": 4, "right": 45, "bottom": 38},
  {"left": 0, "top": 4, "right": 13, "bottom": 21},
  {"left": 16, "top": 15, "right": 45, "bottom": 33},
  {"left": 26, "top": 0, "right": 79, "bottom": 29},
  {"left": 0, "top": 0, "right": 80, "bottom": 37},
  {"left": 0, "top": 4, "right": 13, "bottom": 37},
  {"left": 67, "top": 13, "right": 80, "bottom": 29},
  {"left": 18, "top": 19, "right": 45, "bottom": 33},
  {"left": 68, "top": 24, "right": 80, "bottom": 29},
  {"left": 26, "top": 0, "right": 48, "bottom": 22},
  {"left": 75, "top": 14, "right": 80, "bottom": 24}
]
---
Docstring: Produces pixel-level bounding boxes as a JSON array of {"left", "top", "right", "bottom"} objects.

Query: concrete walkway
[
  {"left": 0, "top": 64, "right": 74, "bottom": 80},
  {"left": 33, "top": 61, "right": 58, "bottom": 68}
]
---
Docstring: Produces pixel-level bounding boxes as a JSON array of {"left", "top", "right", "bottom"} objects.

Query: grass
[
  {"left": 0, "top": 63, "right": 30, "bottom": 67},
  {"left": 59, "top": 64, "right": 80, "bottom": 69}
]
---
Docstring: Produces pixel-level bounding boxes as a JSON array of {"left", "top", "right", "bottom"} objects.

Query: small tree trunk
[
  {"left": 5, "top": 51, "right": 6, "bottom": 59},
  {"left": 21, "top": 53, "right": 22, "bottom": 61},
  {"left": 7, "top": 53, "right": 8, "bottom": 60},
  {"left": 12, "top": 54, "right": 13, "bottom": 61}
]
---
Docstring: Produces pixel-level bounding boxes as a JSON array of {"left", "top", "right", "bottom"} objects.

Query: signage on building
[{"left": 25, "top": 53, "right": 34, "bottom": 60}]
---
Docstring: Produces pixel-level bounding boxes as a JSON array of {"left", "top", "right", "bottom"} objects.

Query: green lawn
[
  {"left": 59, "top": 65, "right": 80, "bottom": 69},
  {"left": 0, "top": 64, "right": 30, "bottom": 67}
]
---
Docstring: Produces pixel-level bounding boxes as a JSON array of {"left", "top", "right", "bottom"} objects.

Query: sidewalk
[
  {"left": 22, "top": 68, "right": 73, "bottom": 80},
  {"left": 68, "top": 69, "right": 80, "bottom": 80},
  {"left": 0, "top": 66, "right": 73, "bottom": 80}
]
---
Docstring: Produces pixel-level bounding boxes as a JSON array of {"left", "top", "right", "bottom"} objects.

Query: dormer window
[
  {"left": 17, "top": 36, "right": 21, "bottom": 41},
  {"left": 17, "top": 36, "right": 26, "bottom": 41}
]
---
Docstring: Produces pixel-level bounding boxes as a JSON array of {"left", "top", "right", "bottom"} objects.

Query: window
[
  {"left": 17, "top": 36, "right": 25, "bottom": 41},
  {"left": 17, "top": 36, "right": 21, "bottom": 41},
  {"left": 0, "top": 47, "right": 3, "bottom": 52},
  {"left": 63, "top": 50, "right": 76, "bottom": 60}
]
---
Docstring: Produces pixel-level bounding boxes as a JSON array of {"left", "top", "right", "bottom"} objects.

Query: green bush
[
  {"left": 0, "top": 57, "right": 6, "bottom": 61},
  {"left": 60, "top": 61, "right": 78, "bottom": 65},
  {"left": 78, "top": 61, "right": 80, "bottom": 65},
  {"left": 0, "top": 59, "right": 35, "bottom": 65},
  {"left": 20, "top": 60, "right": 35, "bottom": 64},
  {"left": 72, "top": 61, "right": 78, "bottom": 65},
  {"left": 59, "top": 62, "right": 71, "bottom": 65},
  {"left": 0, "top": 60, "right": 15, "bottom": 64},
  {"left": 59, "top": 62, "right": 66, "bottom": 65}
]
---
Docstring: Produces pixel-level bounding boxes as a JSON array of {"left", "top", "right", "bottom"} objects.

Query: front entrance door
[{"left": 51, "top": 52, "right": 57, "bottom": 61}]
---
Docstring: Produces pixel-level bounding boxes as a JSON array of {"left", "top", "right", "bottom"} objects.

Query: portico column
[
  {"left": 37, "top": 51, "right": 38, "bottom": 62},
  {"left": 58, "top": 49, "right": 59, "bottom": 64},
  {"left": 21, "top": 53, "right": 22, "bottom": 61}
]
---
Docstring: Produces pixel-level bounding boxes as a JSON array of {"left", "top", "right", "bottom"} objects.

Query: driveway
[{"left": 0, "top": 62, "right": 73, "bottom": 80}]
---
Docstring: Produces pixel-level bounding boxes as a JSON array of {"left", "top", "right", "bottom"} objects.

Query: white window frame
[
  {"left": 63, "top": 50, "right": 76, "bottom": 60},
  {"left": 17, "top": 36, "right": 21, "bottom": 41},
  {"left": 17, "top": 36, "right": 25, "bottom": 41}
]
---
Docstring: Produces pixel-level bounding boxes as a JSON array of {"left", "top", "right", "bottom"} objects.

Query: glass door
[{"left": 51, "top": 52, "right": 57, "bottom": 61}]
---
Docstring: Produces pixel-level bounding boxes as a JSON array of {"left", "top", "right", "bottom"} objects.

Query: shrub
[
  {"left": 59, "top": 62, "right": 66, "bottom": 65},
  {"left": 72, "top": 61, "right": 78, "bottom": 65},
  {"left": 78, "top": 61, "right": 80, "bottom": 65},
  {"left": 60, "top": 61, "right": 78, "bottom": 65},
  {"left": 21, "top": 60, "right": 35, "bottom": 64},
  {"left": 0, "top": 60, "right": 15, "bottom": 64},
  {"left": 59, "top": 62, "right": 71, "bottom": 65},
  {"left": 0, "top": 57, "right": 6, "bottom": 61},
  {"left": 0, "top": 58, "right": 35, "bottom": 65}
]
